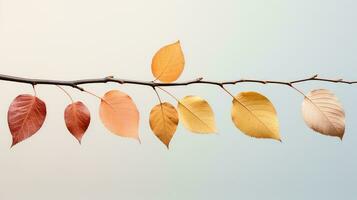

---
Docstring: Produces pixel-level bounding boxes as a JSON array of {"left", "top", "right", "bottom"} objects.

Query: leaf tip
[
  {"left": 338, "top": 135, "right": 344, "bottom": 141},
  {"left": 11, "top": 138, "right": 20, "bottom": 148},
  {"left": 165, "top": 144, "right": 170, "bottom": 150}
]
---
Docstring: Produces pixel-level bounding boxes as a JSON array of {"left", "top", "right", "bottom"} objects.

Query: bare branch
[{"left": 0, "top": 73, "right": 355, "bottom": 92}]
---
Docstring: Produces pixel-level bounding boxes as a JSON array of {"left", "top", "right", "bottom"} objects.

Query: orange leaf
[
  {"left": 99, "top": 90, "right": 140, "bottom": 141},
  {"left": 151, "top": 41, "right": 185, "bottom": 83},
  {"left": 64, "top": 101, "right": 91, "bottom": 144},
  {"left": 8, "top": 94, "right": 47, "bottom": 147}
]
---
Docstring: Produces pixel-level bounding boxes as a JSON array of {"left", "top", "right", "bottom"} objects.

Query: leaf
[
  {"left": 177, "top": 96, "right": 217, "bottom": 133},
  {"left": 8, "top": 94, "right": 47, "bottom": 147},
  {"left": 151, "top": 41, "right": 185, "bottom": 83},
  {"left": 149, "top": 102, "right": 179, "bottom": 148},
  {"left": 99, "top": 90, "right": 140, "bottom": 140},
  {"left": 231, "top": 92, "right": 280, "bottom": 141},
  {"left": 64, "top": 101, "right": 91, "bottom": 144},
  {"left": 302, "top": 89, "right": 345, "bottom": 139}
]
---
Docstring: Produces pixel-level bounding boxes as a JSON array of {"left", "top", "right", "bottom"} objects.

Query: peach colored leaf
[
  {"left": 151, "top": 41, "right": 185, "bottom": 83},
  {"left": 302, "top": 89, "right": 345, "bottom": 139},
  {"left": 64, "top": 101, "right": 91, "bottom": 144},
  {"left": 99, "top": 90, "right": 140, "bottom": 140},
  {"left": 8, "top": 94, "right": 47, "bottom": 147},
  {"left": 177, "top": 96, "right": 217, "bottom": 133},
  {"left": 231, "top": 92, "right": 281, "bottom": 141},
  {"left": 149, "top": 102, "right": 179, "bottom": 148}
]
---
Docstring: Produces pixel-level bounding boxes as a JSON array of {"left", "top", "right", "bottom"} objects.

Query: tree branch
[{"left": 0, "top": 73, "right": 356, "bottom": 92}]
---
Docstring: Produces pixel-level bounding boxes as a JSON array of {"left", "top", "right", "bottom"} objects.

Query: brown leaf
[
  {"left": 8, "top": 94, "right": 47, "bottom": 147},
  {"left": 64, "top": 101, "right": 91, "bottom": 144},
  {"left": 99, "top": 90, "right": 140, "bottom": 141},
  {"left": 149, "top": 102, "right": 179, "bottom": 148}
]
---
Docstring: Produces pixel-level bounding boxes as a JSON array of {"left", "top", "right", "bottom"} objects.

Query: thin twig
[{"left": 0, "top": 74, "right": 355, "bottom": 92}]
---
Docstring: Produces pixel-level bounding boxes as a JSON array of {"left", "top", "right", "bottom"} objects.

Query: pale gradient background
[{"left": 0, "top": 0, "right": 356, "bottom": 199}]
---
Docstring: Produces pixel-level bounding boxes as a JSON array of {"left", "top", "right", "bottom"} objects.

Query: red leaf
[
  {"left": 64, "top": 101, "right": 90, "bottom": 143},
  {"left": 8, "top": 94, "right": 47, "bottom": 147}
]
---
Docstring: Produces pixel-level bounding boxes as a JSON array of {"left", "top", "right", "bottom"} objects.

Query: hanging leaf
[
  {"left": 151, "top": 41, "right": 185, "bottom": 83},
  {"left": 149, "top": 102, "right": 179, "bottom": 148},
  {"left": 302, "top": 89, "right": 345, "bottom": 139},
  {"left": 64, "top": 101, "right": 91, "bottom": 144},
  {"left": 8, "top": 94, "right": 47, "bottom": 147},
  {"left": 177, "top": 96, "right": 217, "bottom": 133},
  {"left": 231, "top": 92, "right": 281, "bottom": 141},
  {"left": 99, "top": 90, "right": 140, "bottom": 140}
]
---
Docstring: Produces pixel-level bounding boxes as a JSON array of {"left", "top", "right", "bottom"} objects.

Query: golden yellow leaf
[
  {"left": 177, "top": 96, "right": 217, "bottom": 133},
  {"left": 149, "top": 102, "right": 179, "bottom": 148},
  {"left": 231, "top": 92, "right": 280, "bottom": 141},
  {"left": 151, "top": 41, "right": 185, "bottom": 83},
  {"left": 99, "top": 90, "right": 140, "bottom": 140},
  {"left": 302, "top": 89, "right": 345, "bottom": 139}
]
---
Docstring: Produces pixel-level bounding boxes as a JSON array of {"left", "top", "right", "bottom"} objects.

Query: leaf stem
[
  {"left": 220, "top": 85, "right": 236, "bottom": 99},
  {"left": 152, "top": 87, "right": 163, "bottom": 105},
  {"left": 289, "top": 85, "right": 307, "bottom": 98},
  {"left": 56, "top": 85, "right": 74, "bottom": 103},
  {"left": 156, "top": 87, "right": 180, "bottom": 102},
  {"left": 83, "top": 89, "right": 103, "bottom": 101},
  {"left": 32, "top": 85, "right": 37, "bottom": 97}
]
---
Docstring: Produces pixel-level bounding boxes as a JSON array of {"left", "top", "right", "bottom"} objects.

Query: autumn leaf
[
  {"left": 177, "top": 96, "right": 217, "bottom": 133},
  {"left": 151, "top": 41, "right": 185, "bottom": 83},
  {"left": 231, "top": 92, "right": 281, "bottom": 141},
  {"left": 64, "top": 101, "right": 91, "bottom": 143},
  {"left": 8, "top": 94, "right": 47, "bottom": 147},
  {"left": 302, "top": 89, "right": 345, "bottom": 139},
  {"left": 99, "top": 90, "right": 140, "bottom": 141},
  {"left": 149, "top": 102, "right": 179, "bottom": 148}
]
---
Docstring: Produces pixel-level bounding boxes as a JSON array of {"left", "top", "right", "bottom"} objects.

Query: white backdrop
[{"left": 0, "top": 0, "right": 356, "bottom": 199}]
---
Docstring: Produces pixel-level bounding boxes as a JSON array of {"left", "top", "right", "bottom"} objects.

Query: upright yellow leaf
[
  {"left": 151, "top": 41, "right": 185, "bottom": 83},
  {"left": 231, "top": 92, "right": 280, "bottom": 141},
  {"left": 149, "top": 102, "right": 179, "bottom": 148},
  {"left": 99, "top": 90, "right": 140, "bottom": 140},
  {"left": 302, "top": 89, "right": 345, "bottom": 139},
  {"left": 177, "top": 96, "right": 217, "bottom": 133}
]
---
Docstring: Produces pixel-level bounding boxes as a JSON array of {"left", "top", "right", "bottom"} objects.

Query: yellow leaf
[
  {"left": 302, "top": 89, "right": 345, "bottom": 139},
  {"left": 149, "top": 102, "right": 179, "bottom": 148},
  {"left": 151, "top": 41, "right": 185, "bottom": 83},
  {"left": 99, "top": 90, "right": 140, "bottom": 140},
  {"left": 231, "top": 92, "right": 280, "bottom": 141},
  {"left": 177, "top": 96, "right": 217, "bottom": 133}
]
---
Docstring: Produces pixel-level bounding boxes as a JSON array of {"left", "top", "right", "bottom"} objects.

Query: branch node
[
  {"left": 72, "top": 84, "right": 84, "bottom": 91},
  {"left": 105, "top": 76, "right": 114, "bottom": 81},
  {"left": 117, "top": 79, "right": 124, "bottom": 84},
  {"left": 312, "top": 74, "right": 318, "bottom": 79}
]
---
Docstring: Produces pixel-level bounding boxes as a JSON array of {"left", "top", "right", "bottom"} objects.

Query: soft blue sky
[{"left": 0, "top": 0, "right": 356, "bottom": 199}]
